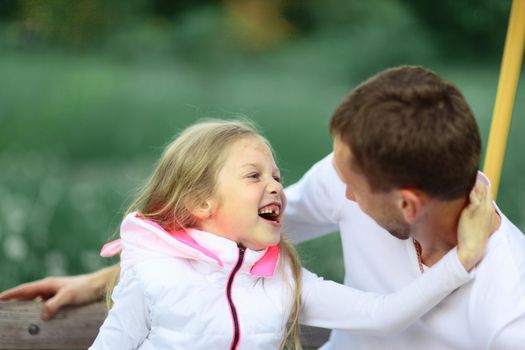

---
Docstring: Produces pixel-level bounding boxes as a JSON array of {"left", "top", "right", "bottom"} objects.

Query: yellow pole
[{"left": 483, "top": 0, "right": 525, "bottom": 199}]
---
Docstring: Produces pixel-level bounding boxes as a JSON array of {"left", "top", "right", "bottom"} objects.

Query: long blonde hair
[
  {"left": 111, "top": 119, "right": 303, "bottom": 349},
  {"left": 279, "top": 238, "right": 303, "bottom": 350}
]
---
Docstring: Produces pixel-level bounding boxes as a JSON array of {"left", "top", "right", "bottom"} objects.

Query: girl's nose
[{"left": 268, "top": 179, "right": 283, "bottom": 194}]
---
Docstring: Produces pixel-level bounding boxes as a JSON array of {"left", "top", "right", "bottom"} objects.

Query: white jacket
[{"left": 90, "top": 213, "right": 473, "bottom": 350}]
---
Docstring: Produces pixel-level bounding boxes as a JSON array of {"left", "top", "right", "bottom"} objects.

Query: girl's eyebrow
[
  {"left": 241, "top": 163, "right": 258, "bottom": 168},
  {"left": 241, "top": 163, "right": 280, "bottom": 174}
]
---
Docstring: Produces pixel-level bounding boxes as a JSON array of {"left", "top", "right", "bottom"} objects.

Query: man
[
  {"left": 2, "top": 66, "right": 524, "bottom": 349},
  {"left": 283, "top": 66, "right": 524, "bottom": 349}
]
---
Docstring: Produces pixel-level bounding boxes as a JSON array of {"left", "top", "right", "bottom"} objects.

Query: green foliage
[
  {"left": 401, "top": 0, "right": 511, "bottom": 58},
  {"left": 15, "top": 0, "right": 144, "bottom": 48},
  {"left": 0, "top": 0, "right": 512, "bottom": 61},
  {"left": 0, "top": 0, "right": 524, "bottom": 294}
]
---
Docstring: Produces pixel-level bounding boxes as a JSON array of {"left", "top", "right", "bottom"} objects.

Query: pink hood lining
[{"left": 100, "top": 212, "right": 280, "bottom": 278}]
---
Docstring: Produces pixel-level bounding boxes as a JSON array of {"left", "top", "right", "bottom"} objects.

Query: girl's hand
[{"left": 457, "top": 180, "right": 497, "bottom": 271}]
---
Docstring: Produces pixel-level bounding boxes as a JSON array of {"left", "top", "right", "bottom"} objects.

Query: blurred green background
[{"left": 1, "top": 0, "right": 524, "bottom": 291}]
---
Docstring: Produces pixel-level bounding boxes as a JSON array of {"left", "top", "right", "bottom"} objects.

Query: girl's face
[{"left": 199, "top": 136, "right": 286, "bottom": 251}]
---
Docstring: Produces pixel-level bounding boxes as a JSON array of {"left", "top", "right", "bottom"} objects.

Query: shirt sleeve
[
  {"left": 300, "top": 247, "right": 473, "bottom": 336},
  {"left": 283, "top": 153, "right": 347, "bottom": 244},
  {"left": 89, "top": 268, "right": 150, "bottom": 350}
]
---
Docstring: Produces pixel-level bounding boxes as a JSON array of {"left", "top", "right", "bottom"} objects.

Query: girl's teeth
[{"left": 259, "top": 205, "right": 279, "bottom": 215}]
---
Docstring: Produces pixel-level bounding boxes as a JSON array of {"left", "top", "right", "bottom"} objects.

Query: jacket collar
[{"left": 100, "top": 212, "right": 280, "bottom": 277}]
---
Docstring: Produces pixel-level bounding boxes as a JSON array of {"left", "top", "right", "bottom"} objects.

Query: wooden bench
[{"left": 0, "top": 301, "right": 330, "bottom": 349}]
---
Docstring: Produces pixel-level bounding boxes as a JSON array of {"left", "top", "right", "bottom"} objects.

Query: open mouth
[{"left": 258, "top": 203, "right": 281, "bottom": 223}]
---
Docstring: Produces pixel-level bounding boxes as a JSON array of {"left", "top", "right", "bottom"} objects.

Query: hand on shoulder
[{"left": 456, "top": 180, "right": 498, "bottom": 271}]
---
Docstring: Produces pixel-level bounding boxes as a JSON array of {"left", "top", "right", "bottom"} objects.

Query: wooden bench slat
[
  {"left": 0, "top": 301, "right": 330, "bottom": 349},
  {"left": 0, "top": 301, "right": 107, "bottom": 350}
]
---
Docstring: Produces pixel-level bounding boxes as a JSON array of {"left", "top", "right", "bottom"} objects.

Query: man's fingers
[
  {"left": 469, "top": 181, "right": 483, "bottom": 205},
  {"left": 0, "top": 285, "right": 34, "bottom": 300},
  {"left": 42, "top": 297, "right": 61, "bottom": 320},
  {"left": 468, "top": 181, "right": 492, "bottom": 213},
  {"left": 42, "top": 289, "right": 74, "bottom": 320},
  {"left": 0, "top": 281, "right": 57, "bottom": 301}
]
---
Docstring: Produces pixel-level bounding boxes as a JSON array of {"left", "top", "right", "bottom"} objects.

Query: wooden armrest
[{"left": 0, "top": 301, "right": 330, "bottom": 349}]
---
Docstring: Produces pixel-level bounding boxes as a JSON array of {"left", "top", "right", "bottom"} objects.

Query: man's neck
[{"left": 411, "top": 197, "right": 468, "bottom": 267}]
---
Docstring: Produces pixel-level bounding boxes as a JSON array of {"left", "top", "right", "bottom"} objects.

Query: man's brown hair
[{"left": 330, "top": 66, "right": 481, "bottom": 200}]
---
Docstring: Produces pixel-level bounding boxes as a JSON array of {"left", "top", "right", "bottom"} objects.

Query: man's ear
[{"left": 398, "top": 189, "right": 427, "bottom": 224}]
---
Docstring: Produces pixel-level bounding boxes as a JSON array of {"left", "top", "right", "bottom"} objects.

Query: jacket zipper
[{"left": 227, "top": 245, "right": 245, "bottom": 350}]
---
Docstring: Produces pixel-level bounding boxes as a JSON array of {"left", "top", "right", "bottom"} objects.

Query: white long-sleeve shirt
[
  {"left": 91, "top": 212, "right": 472, "bottom": 349},
  {"left": 284, "top": 153, "right": 525, "bottom": 350}
]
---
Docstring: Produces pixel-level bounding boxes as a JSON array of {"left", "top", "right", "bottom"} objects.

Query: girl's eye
[
  {"left": 273, "top": 176, "right": 281, "bottom": 183},
  {"left": 248, "top": 173, "right": 260, "bottom": 180}
]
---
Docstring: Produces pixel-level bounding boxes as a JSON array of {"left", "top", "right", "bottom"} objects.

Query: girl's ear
[
  {"left": 191, "top": 198, "right": 215, "bottom": 220},
  {"left": 398, "top": 189, "right": 426, "bottom": 224}
]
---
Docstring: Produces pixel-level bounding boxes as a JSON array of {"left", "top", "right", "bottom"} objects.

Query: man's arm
[
  {"left": 284, "top": 153, "right": 347, "bottom": 244},
  {"left": 0, "top": 264, "right": 119, "bottom": 320}
]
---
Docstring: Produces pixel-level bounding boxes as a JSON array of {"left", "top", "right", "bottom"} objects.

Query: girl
[{"left": 90, "top": 120, "right": 492, "bottom": 350}]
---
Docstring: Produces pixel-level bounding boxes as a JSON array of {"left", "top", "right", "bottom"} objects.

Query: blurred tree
[
  {"left": 0, "top": 0, "right": 17, "bottom": 19},
  {"left": 0, "top": 0, "right": 510, "bottom": 61},
  {"left": 401, "top": 0, "right": 511, "bottom": 59},
  {"left": 147, "top": 0, "right": 213, "bottom": 18},
  {"left": 15, "top": 0, "right": 145, "bottom": 48},
  {"left": 282, "top": 0, "right": 363, "bottom": 31},
  {"left": 223, "top": 0, "right": 296, "bottom": 51}
]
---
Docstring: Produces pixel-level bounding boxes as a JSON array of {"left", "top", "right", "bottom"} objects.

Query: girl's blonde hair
[{"left": 111, "top": 119, "right": 302, "bottom": 349}]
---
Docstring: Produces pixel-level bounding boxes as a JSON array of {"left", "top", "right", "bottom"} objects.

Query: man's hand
[{"left": 0, "top": 264, "right": 119, "bottom": 320}]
